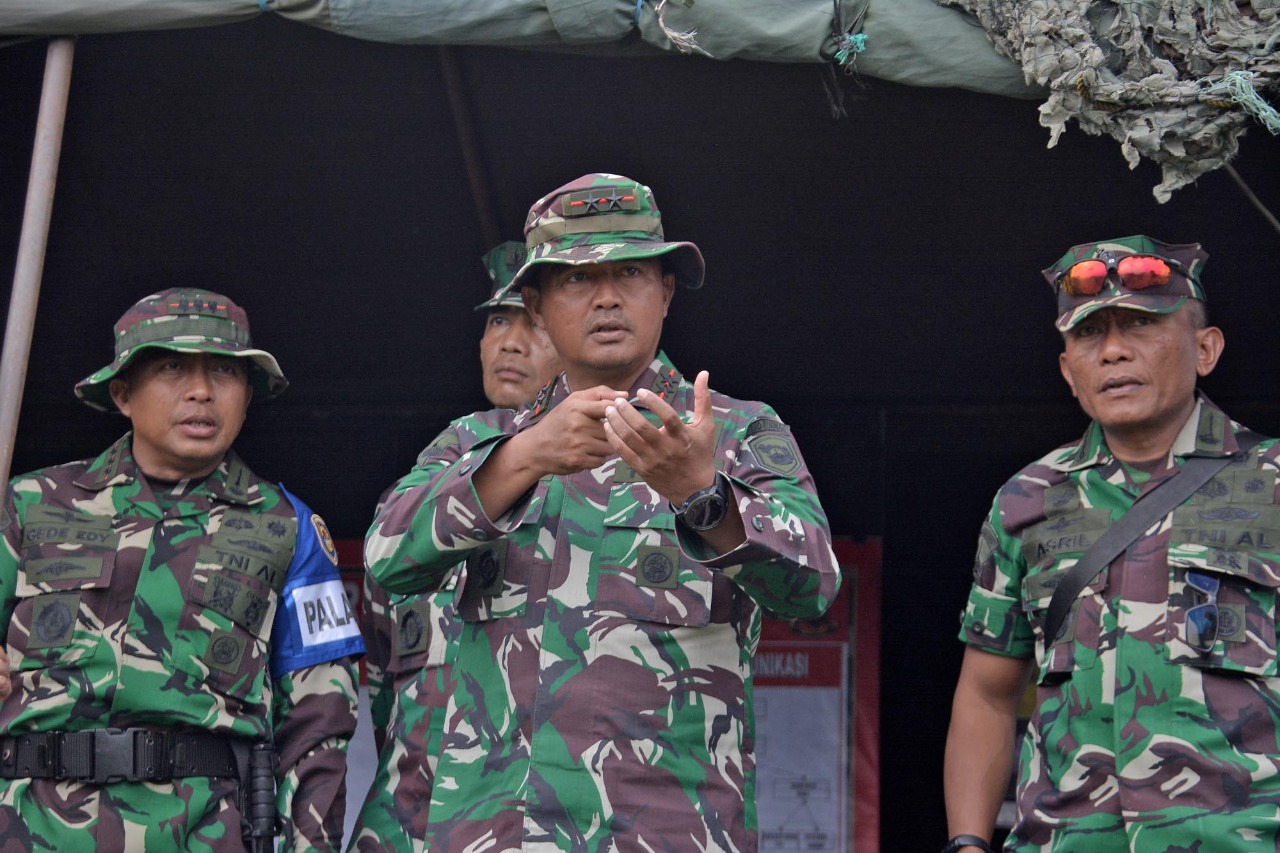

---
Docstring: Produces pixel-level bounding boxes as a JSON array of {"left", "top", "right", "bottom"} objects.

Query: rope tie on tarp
[
  {"left": 1202, "top": 71, "right": 1280, "bottom": 135},
  {"left": 635, "top": 0, "right": 712, "bottom": 57},
  {"left": 833, "top": 32, "right": 867, "bottom": 70}
]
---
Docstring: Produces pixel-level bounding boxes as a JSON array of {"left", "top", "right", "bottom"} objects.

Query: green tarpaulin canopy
[{"left": 1, "top": 0, "right": 1276, "bottom": 199}]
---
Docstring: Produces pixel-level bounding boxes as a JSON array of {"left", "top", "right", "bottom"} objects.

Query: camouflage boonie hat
[
  {"left": 75, "top": 288, "right": 288, "bottom": 412},
  {"left": 475, "top": 241, "right": 529, "bottom": 311},
  {"left": 501, "top": 172, "right": 705, "bottom": 297},
  {"left": 1043, "top": 234, "right": 1208, "bottom": 331}
]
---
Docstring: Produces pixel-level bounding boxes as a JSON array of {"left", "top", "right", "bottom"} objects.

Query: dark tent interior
[{"left": 2, "top": 16, "right": 1279, "bottom": 849}]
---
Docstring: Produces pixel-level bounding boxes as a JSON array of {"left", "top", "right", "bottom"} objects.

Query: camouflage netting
[{"left": 940, "top": 0, "right": 1280, "bottom": 201}]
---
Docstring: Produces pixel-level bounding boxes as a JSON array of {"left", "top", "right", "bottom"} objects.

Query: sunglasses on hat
[{"left": 1057, "top": 253, "right": 1198, "bottom": 297}]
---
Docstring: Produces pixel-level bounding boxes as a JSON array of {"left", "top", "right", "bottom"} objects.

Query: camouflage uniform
[
  {"left": 0, "top": 289, "right": 364, "bottom": 852},
  {"left": 957, "top": 237, "right": 1280, "bottom": 852},
  {"left": 346, "top": 573, "right": 458, "bottom": 852},
  {"left": 348, "top": 242, "right": 532, "bottom": 853},
  {"left": 366, "top": 350, "right": 841, "bottom": 852}
]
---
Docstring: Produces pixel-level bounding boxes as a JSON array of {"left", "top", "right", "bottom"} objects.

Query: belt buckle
[{"left": 89, "top": 728, "right": 139, "bottom": 784}]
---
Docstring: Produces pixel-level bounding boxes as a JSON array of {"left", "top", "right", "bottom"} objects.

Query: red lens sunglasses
[{"left": 1058, "top": 253, "right": 1198, "bottom": 297}]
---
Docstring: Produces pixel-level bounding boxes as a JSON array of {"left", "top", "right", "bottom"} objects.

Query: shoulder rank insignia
[
  {"left": 745, "top": 417, "right": 802, "bottom": 476},
  {"left": 527, "top": 379, "right": 557, "bottom": 420}
]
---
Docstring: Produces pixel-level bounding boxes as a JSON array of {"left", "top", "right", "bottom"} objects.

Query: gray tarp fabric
[
  {"left": 0, "top": 0, "right": 1035, "bottom": 95},
  {"left": 943, "top": 0, "right": 1280, "bottom": 201}
]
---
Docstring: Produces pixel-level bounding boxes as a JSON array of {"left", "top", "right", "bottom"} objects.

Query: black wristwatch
[
  {"left": 941, "top": 835, "right": 994, "bottom": 853},
  {"left": 672, "top": 473, "right": 729, "bottom": 531}
]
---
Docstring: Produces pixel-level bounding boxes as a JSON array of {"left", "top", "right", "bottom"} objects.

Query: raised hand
[{"left": 603, "top": 370, "right": 717, "bottom": 505}]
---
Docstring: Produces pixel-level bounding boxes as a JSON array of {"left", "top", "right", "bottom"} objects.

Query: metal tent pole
[{"left": 0, "top": 37, "right": 75, "bottom": 488}]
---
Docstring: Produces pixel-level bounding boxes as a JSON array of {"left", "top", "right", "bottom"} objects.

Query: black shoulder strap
[{"left": 1042, "top": 430, "right": 1265, "bottom": 646}]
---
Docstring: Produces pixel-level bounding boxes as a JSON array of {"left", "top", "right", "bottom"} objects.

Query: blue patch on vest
[{"left": 269, "top": 486, "right": 365, "bottom": 678}]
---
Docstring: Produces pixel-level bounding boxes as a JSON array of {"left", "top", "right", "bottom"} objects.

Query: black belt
[{"left": 0, "top": 729, "right": 242, "bottom": 784}]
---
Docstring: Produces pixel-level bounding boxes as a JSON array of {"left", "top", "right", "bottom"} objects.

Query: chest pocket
[
  {"left": 458, "top": 538, "right": 530, "bottom": 623},
  {"left": 176, "top": 509, "right": 294, "bottom": 700},
  {"left": 456, "top": 477, "right": 552, "bottom": 624},
  {"left": 1166, "top": 488, "right": 1280, "bottom": 676},
  {"left": 18, "top": 506, "right": 118, "bottom": 593},
  {"left": 1019, "top": 506, "right": 1113, "bottom": 681},
  {"left": 596, "top": 472, "right": 715, "bottom": 629},
  {"left": 11, "top": 507, "right": 119, "bottom": 671},
  {"left": 388, "top": 592, "right": 458, "bottom": 673}
]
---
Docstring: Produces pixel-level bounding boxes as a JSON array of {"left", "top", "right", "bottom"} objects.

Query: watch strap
[{"left": 941, "top": 835, "right": 994, "bottom": 853}]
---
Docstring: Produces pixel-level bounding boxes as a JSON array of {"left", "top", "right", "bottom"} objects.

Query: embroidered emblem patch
[
  {"left": 747, "top": 433, "right": 801, "bottom": 476},
  {"left": 207, "top": 631, "right": 246, "bottom": 673},
  {"left": 1217, "top": 604, "right": 1245, "bottom": 643},
  {"left": 26, "top": 557, "right": 104, "bottom": 584},
  {"left": 417, "top": 432, "right": 460, "bottom": 467},
  {"left": 744, "top": 418, "right": 801, "bottom": 476},
  {"left": 469, "top": 541, "right": 508, "bottom": 596},
  {"left": 312, "top": 514, "right": 338, "bottom": 565},
  {"left": 30, "top": 593, "right": 79, "bottom": 648},
  {"left": 397, "top": 607, "right": 427, "bottom": 656},
  {"left": 635, "top": 546, "right": 679, "bottom": 590}
]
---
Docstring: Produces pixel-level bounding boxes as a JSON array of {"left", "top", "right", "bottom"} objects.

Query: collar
[
  {"left": 525, "top": 351, "right": 687, "bottom": 422},
  {"left": 628, "top": 351, "right": 685, "bottom": 402},
  {"left": 72, "top": 432, "right": 258, "bottom": 506},
  {"left": 1049, "top": 392, "right": 1238, "bottom": 473}
]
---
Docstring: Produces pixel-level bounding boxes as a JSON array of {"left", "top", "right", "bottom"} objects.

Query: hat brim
[
  {"left": 500, "top": 240, "right": 705, "bottom": 301},
  {"left": 74, "top": 341, "right": 288, "bottom": 412},
  {"left": 473, "top": 293, "right": 528, "bottom": 312},
  {"left": 1055, "top": 294, "right": 1188, "bottom": 332}
]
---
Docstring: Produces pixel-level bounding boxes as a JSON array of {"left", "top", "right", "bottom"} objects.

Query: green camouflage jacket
[
  {"left": 960, "top": 395, "right": 1280, "bottom": 852},
  {"left": 0, "top": 434, "right": 362, "bottom": 852},
  {"left": 366, "top": 352, "right": 840, "bottom": 852},
  {"left": 346, "top": 568, "right": 459, "bottom": 852}
]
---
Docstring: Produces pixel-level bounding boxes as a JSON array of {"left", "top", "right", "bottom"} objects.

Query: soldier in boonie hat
[
  {"left": 476, "top": 240, "right": 531, "bottom": 311},
  {"left": 501, "top": 172, "right": 705, "bottom": 298},
  {"left": 349, "top": 239, "right": 561, "bottom": 849},
  {"left": 472, "top": 240, "right": 562, "bottom": 409},
  {"left": 1043, "top": 234, "right": 1208, "bottom": 332},
  {"left": 74, "top": 288, "right": 288, "bottom": 412},
  {"left": 363, "top": 172, "right": 838, "bottom": 853},
  {"left": 0, "top": 286, "right": 362, "bottom": 849}
]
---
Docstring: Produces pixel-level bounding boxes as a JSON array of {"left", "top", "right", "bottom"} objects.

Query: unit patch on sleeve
[
  {"left": 417, "top": 432, "right": 460, "bottom": 467},
  {"left": 744, "top": 417, "right": 802, "bottom": 476}
]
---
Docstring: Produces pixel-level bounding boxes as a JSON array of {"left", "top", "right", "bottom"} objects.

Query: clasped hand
[
  {"left": 521, "top": 371, "right": 716, "bottom": 505},
  {"left": 602, "top": 370, "right": 717, "bottom": 506}
]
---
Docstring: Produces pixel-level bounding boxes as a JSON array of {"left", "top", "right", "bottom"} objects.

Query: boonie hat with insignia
[
  {"left": 475, "top": 241, "right": 529, "bottom": 311},
  {"left": 501, "top": 172, "right": 705, "bottom": 297},
  {"left": 75, "top": 288, "right": 288, "bottom": 412},
  {"left": 1043, "top": 234, "right": 1208, "bottom": 331}
]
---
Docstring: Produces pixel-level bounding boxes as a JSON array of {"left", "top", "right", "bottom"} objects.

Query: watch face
[{"left": 683, "top": 493, "right": 727, "bottom": 531}]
